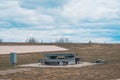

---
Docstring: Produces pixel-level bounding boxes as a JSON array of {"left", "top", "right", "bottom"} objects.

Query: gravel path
[
  {"left": 0, "top": 63, "right": 97, "bottom": 76},
  {"left": 19, "top": 62, "right": 97, "bottom": 68}
]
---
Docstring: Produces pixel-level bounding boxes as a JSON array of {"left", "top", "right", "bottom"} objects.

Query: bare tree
[
  {"left": 88, "top": 40, "right": 92, "bottom": 45},
  {"left": 0, "top": 38, "right": 2, "bottom": 43},
  {"left": 26, "top": 37, "right": 39, "bottom": 43},
  {"left": 55, "top": 37, "right": 71, "bottom": 43},
  {"left": 40, "top": 40, "right": 44, "bottom": 43}
]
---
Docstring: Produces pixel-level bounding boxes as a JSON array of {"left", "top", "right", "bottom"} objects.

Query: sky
[{"left": 0, "top": 0, "right": 120, "bottom": 43}]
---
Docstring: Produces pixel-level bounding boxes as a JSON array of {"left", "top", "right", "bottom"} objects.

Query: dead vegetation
[{"left": 0, "top": 43, "right": 120, "bottom": 80}]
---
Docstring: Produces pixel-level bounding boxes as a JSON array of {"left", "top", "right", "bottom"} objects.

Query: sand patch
[
  {"left": 19, "top": 62, "right": 97, "bottom": 68},
  {"left": 0, "top": 45, "right": 68, "bottom": 54}
]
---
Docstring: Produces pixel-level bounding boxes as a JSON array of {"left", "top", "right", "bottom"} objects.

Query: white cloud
[
  {"left": 0, "top": 26, "right": 119, "bottom": 43},
  {"left": 0, "top": 0, "right": 54, "bottom": 26},
  {"left": 61, "top": 0, "right": 120, "bottom": 23},
  {"left": 0, "top": 0, "right": 120, "bottom": 43}
]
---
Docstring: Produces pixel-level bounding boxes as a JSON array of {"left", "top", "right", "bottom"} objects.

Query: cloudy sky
[{"left": 0, "top": 0, "right": 120, "bottom": 43}]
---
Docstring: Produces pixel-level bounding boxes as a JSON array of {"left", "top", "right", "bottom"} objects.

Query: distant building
[{"left": 40, "top": 53, "right": 80, "bottom": 65}]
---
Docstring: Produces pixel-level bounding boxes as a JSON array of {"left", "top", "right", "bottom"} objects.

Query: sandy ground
[
  {"left": 19, "top": 62, "right": 97, "bottom": 68},
  {"left": 0, "top": 45, "right": 68, "bottom": 54}
]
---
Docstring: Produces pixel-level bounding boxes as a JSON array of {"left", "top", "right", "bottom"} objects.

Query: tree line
[
  {"left": 26, "top": 37, "right": 72, "bottom": 43},
  {"left": 0, "top": 37, "right": 72, "bottom": 43}
]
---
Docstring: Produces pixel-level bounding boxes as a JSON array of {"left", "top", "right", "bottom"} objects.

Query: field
[{"left": 0, "top": 43, "right": 120, "bottom": 80}]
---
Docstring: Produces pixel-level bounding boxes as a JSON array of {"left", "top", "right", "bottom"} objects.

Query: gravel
[{"left": 19, "top": 62, "right": 97, "bottom": 68}]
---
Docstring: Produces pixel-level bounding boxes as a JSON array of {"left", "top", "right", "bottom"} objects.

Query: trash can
[{"left": 10, "top": 52, "right": 17, "bottom": 65}]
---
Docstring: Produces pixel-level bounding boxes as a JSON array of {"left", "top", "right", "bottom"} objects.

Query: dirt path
[
  {"left": 0, "top": 68, "right": 32, "bottom": 75},
  {"left": 19, "top": 62, "right": 97, "bottom": 68}
]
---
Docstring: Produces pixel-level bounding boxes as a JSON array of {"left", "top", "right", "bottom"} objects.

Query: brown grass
[{"left": 0, "top": 43, "right": 120, "bottom": 80}]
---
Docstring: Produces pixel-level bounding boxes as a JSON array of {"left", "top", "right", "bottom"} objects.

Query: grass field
[{"left": 0, "top": 43, "right": 120, "bottom": 80}]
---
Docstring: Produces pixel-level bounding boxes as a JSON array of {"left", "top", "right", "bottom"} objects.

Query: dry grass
[{"left": 0, "top": 43, "right": 120, "bottom": 80}]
